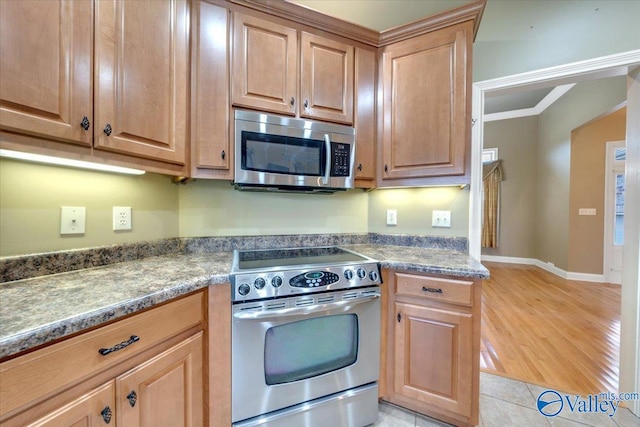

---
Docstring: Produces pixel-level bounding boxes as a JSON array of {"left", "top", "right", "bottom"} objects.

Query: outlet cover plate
[
  {"left": 113, "top": 206, "right": 132, "bottom": 231},
  {"left": 432, "top": 210, "right": 451, "bottom": 228},
  {"left": 386, "top": 209, "right": 397, "bottom": 226}
]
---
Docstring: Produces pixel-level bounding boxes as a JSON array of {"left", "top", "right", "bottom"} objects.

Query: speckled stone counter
[
  {"left": 346, "top": 244, "right": 488, "bottom": 279},
  {"left": 0, "top": 234, "right": 487, "bottom": 359},
  {"left": 0, "top": 252, "right": 232, "bottom": 359}
]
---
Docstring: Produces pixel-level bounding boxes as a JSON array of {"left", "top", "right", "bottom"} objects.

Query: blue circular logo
[{"left": 537, "top": 390, "right": 563, "bottom": 417}]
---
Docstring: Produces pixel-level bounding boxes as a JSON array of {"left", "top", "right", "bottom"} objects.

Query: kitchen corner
[{"left": 0, "top": 233, "right": 487, "bottom": 359}]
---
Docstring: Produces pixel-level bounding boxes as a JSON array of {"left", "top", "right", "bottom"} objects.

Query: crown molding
[
  {"left": 227, "top": 0, "right": 486, "bottom": 48},
  {"left": 378, "top": 0, "right": 486, "bottom": 46}
]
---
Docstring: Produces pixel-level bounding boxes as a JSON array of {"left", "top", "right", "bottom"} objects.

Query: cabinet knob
[
  {"left": 384, "top": 164, "right": 388, "bottom": 173},
  {"left": 101, "top": 406, "right": 113, "bottom": 424},
  {"left": 127, "top": 390, "right": 138, "bottom": 407},
  {"left": 357, "top": 163, "right": 362, "bottom": 172},
  {"left": 290, "top": 97, "right": 295, "bottom": 106},
  {"left": 103, "top": 124, "right": 112, "bottom": 136},
  {"left": 221, "top": 150, "right": 226, "bottom": 160},
  {"left": 397, "top": 313, "right": 401, "bottom": 322},
  {"left": 304, "top": 99, "right": 309, "bottom": 108},
  {"left": 80, "top": 116, "right": 90, "bottom": 131}
]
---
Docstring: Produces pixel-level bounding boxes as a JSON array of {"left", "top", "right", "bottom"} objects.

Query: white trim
[
  {"left": 481, "top": 255, "right": 608, "bottom": 283},
  {"left": 471, "top": 50, "right": 640, "bottom": 418},
  {"left": 481, "top": 255, "right": 537, "bottom": 265},
  {"left": 484, "top": 84, "right": 575, "bottom": 122}
]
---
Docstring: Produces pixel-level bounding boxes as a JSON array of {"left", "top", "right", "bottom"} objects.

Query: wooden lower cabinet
[
  {"left": 382, "top": 270, "right": 481, "bottom": 427},
  {"left": 25, "top": 382, "right": 115, "bottom": 427},
  {"left": 0, "top": 292, "right": 207, "bottom": 427}
]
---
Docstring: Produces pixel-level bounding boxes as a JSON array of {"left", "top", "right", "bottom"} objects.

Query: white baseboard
[{"left": 481, "top": 255, "right": 607, "bottom": 283}]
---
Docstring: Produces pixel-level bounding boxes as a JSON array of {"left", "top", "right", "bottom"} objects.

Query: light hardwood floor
[{"left": 480, "top": 262, "right": 621, "bottom": 396}]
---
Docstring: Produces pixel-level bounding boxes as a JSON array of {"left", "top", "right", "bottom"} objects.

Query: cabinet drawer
[
  {"left": 0, "top": 292, "right": 204, "bottom": 418},
  {"left": 394, "top": 273, "right": 473, "bottom": 307}
]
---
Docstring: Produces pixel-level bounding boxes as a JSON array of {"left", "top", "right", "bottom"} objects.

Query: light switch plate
[
  {"left": 60, "top": 207, "right": 86, "bottom": 235},
  {"left": 578, "top": 208, "right": 596, "bottom": 216},
  {"left": 432, "top": 210, "right": 451, "bottom": 228},
  {"left": 386, "top": 209, "right": 397, "bottom": 226}
]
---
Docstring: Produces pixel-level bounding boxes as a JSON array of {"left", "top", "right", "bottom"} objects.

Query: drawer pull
[
  {"left": 98, "top": 335, "right": 140, "bottom": 356},
  {"left": 422, "top": 287, "right": 443, "bottom": 294},
  {"left": 127, "top": 390, "right": 138, "bottom": 407},
  {"left": 101, "top": 406, "right": 112, "bottom": 424}
]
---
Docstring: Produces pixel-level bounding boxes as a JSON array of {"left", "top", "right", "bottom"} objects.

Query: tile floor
[{"left": 374, "top": 372, "right": 640, "bottom": 427}]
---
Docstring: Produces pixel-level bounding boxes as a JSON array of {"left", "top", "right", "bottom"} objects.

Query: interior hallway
[{"left": 480, "top": 262, "right": 621, "bottom": 396}]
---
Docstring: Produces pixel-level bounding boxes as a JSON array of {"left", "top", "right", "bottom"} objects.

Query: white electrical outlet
[
  {"left": 60, "top": 207, "right": 86, "bottom": 235},
  {"left": 113, "top": 207, "right": 132, "bottom": 231},
  {"left": 432, "top": 210, "right": 451, "bottom": 228},
  {"left": 386, "top": 209, "right": 398, "bottom": 226}
]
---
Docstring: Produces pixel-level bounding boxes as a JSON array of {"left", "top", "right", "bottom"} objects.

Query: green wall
[{"left": 0, "top": 158, "right": 470, "bottom": 256}]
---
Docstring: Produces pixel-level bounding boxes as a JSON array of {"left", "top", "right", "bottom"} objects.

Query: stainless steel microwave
[{"left": 234, "top": 110, "right": 356, "bottom": 193}]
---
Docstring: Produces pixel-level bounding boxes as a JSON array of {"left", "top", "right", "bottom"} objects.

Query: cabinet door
[
  {"left": 116, "top": 333, "right": 203, "bottom": 427},
  {"left": 26, "top": 382, "right": 115, "bottom": 427},
  {"left": 354, "top": 47, "right": 376, "bottom": 187},
  {"left": 380, "top": 22, "right": 471, "bottom": 182},
  {"left": 94, "top": 0, "right": 188, "bottom": 164},
  {"left": 191, "top": 1, "right": 231, "bottom": 178},
  {"left": 394, "top": 302, "right": 473, "bottom": 417},
  {"left": 300, "top": 33, "right": 354, "bottom": 124},
  {"left": 232, "top": 13, "right": 297, "bottom": 116},
  {"left": 0, "top": 0, "right": 92, "bottom": 146}
]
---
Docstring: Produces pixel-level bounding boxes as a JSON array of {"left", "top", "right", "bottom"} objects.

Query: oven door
[{"left": 231, "top": 288, "right": 380, "bottom": 423}]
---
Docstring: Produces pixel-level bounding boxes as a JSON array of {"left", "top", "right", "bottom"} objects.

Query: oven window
[
  {"left": 241, "top": 131, "right": 324, "bottom": 176},
  {"left": 264, "top": 314, "right": 358, "bottom": 385}
]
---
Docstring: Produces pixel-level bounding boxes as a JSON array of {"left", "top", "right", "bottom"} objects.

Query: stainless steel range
[{"left": 230, "top": 246, "right": 382, "bottom": 427}]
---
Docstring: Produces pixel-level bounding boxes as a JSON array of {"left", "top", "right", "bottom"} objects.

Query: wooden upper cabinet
[
  {"left": 354, "top": 47, "right": 376, "bottom": 187},
  {"left": 379, "top": 21, "right": 472, "bottom": 185},
  {"left": 191, "top": 1, "right": 231, "bottom": 178},
  {"left": 300, "top": 32, "right": 354, "bottom": 124},
  {"left": 231, "top": 13, "right": 355, "bottom": 125},
  {"left": 94, "top": 0, "right": 188, "bottom": 165},
  {"left": 0, "top": 0, "right": 93, "bottom": 146},
  {"left": 232, "top": 13, "right": 297, "bottom": 116}
]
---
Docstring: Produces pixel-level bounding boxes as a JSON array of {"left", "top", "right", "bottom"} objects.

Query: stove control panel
[{"left": 231, "top": 263, "right": 382, "bottom": 302}]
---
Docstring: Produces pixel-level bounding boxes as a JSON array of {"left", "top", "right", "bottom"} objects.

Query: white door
[{"left": 604, "top": 141, "right": 626, "bottom": 284}]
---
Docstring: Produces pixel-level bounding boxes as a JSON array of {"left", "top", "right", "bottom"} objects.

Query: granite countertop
[{"left": 0, "top": 243, "right": 488, "bottom": 359}]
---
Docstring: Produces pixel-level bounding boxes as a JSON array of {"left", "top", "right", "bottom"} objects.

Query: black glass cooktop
[{"left": 236, "top": 246, "right": 367, "bottom": 270}]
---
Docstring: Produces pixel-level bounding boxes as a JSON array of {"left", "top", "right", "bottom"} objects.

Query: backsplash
[{"left": 0, "top": 233, "right": 468, "bottom": 283}]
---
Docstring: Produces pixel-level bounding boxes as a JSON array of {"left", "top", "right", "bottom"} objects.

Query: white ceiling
[{"left": 288, "top": 0, "right": 639, "bottom": 117}]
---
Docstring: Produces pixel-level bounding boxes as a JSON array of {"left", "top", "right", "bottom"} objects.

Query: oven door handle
[
  {"left": 233, "top": 294, "right": 380, "bottom": 320},
  {"left": 322, "top": 134, "right": 331, "bottom": 185}
]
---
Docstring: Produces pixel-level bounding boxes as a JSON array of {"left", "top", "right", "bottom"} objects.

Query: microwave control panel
[{"left": 330, "top": 143, "right": 351, "bottom": 177}]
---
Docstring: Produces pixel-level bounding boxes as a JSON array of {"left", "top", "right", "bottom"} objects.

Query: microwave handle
[{"left": 322, "top": 134, "right": 331, "bottom": 185}]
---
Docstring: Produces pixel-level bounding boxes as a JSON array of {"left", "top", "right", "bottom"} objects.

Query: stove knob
[
  {"left": 344, "top": 269, "right": 354, "bottom": 280},
  {"left": 238, "top": 283, "right": 251, "bottom": 296},
  {"left": 272, "top": 276, "right": 283, "bottom": 288},
  {"left": 254, "top": 277, "right": 266, "bottom": 290},
  {"left": 357, "top": 268, "right": 366, "bottom": 279},
  {"left": 369, "top": 270, "right": 379, "bottom": 282}
]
